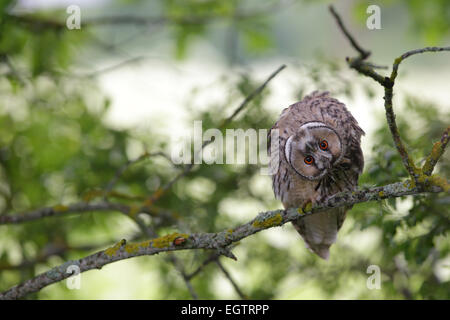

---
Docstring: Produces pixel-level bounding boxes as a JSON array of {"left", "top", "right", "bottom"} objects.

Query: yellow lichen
[
  {"left": 402, "top": 180, "right": 414, "bottom": 190},
  {"left": 304, "top": 202, "right": 313, "bottom": 212},
  {"left": 139, "top": 240, "right": 152, "bottom": 248},
  {"left": 406, "top": 164, "right": 426, "bottom": 188},
  {"left": 298, "top": 202, "right": 313, "bottom": 215},
  {"left": 422, "top": 141, "right": 443, "bottom": 174},
  {"left": 123, "top": 243, "right": 140, "bottom": 254},
  {"left": 53, "top": 205, "right": 68, "bottom": 212},
  {"left": 145, "top": 188, "right": 165, "bottom": 207},
  {"left": 151, "top": 233, "right": 189, "bottom": 248},
  {"left": 127, "top": 204, "right": 140, "bottom": 219},
  {"left": 430, "top": 175, "right": 450, "bottom": 192},
  {"left": 108, "top": 191, "right": 145, "bottom": 201},
  {"left": 430, "top": 142, "right": 442, "bottom": 160},
  {"left": 409, "top": 168, "right": 449, "bottom": 192},
  {"left": 252, "top": 213, "right": 283, "bottom": 229},
  {"left": 153, "top": 188, "right": 164, "bottom": 199},
  {"left": 82, "top": 190, "right": 103, "bottom": 202},
  {"left": 104, "top": 239, "right": 126, "bottom": 257},
  {"left": 378, "top": 191, "right": 385, "bottom": 198},
  {"left": 416, "top": 172, "right": 429, "bottom": 184}
]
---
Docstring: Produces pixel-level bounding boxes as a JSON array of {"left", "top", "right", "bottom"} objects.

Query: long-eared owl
[{"left": 269, "top": 91, "right": 364, "bottom": 259}]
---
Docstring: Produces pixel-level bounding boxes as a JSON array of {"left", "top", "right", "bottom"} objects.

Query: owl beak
[{"left": 318, "top": 156, "right": 332, "bottom": 171}]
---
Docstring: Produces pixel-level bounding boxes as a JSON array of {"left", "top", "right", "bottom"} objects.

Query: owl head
[{"left": 284, "top": 121, "right": 343, "bottom": 180}]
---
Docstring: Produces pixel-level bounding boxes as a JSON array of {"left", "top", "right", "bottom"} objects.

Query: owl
[{"left": 268, "top": 91, "right": 364, "bottom": 260}]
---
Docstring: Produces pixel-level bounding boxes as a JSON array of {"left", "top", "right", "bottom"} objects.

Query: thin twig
[
  {"left": 391, "top": 47, "right": 450, "bottom": 81},
  {"left": 104, "top": 151, "right": 173, "bottom": 199},
  {"left": 185, "top": 252, "right": 221, "bottom": 280},
  {"left": 7, "top": 2, "right": 294, "bottom": 30},
  {"left": 215, "top": 259, "right": 247, "bottom": 299},
  {"left": 329, "top": 5, "right": 450, "bottom": 183},
  {"left": 422, "top": 127, "right": 450, "bottom": 176},
  {"left": 145, "top": 64, "right": 286, "bottom": 206},
  {"left": 75, "top": 56, "right": 146, "bottom": 78},
  {"left": 1, "top": 54, "right": 26, "bottom": 85},
  {"left": 364, "top": 62, "right": 388, "bottom": 69},
  {"left": 221, "top": 64, "right": 287, "bottom": 126},
  {"left": 328, "top": 5, "right": 370, "bottom": 59},
  {"left": 0, "top": 65, "right": 286, "bottom": 228},
  {"left": 0, "top": 201, "right": 174, "bottom": 225},
  {"left": 130, "top": 215, "right": 199, "bottom": 299},
  {"left": 167, "top": 254, "right": 199, "bottom": 300}
]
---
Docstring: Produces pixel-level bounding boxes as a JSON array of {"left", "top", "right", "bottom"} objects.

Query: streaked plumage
[{"left": 268, "top": 91, "right": 364, "bottom": 259}]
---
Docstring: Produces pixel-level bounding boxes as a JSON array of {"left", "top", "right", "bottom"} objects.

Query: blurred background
[{"left": 0, "top": 0, "right": 449, "bottom": 299}]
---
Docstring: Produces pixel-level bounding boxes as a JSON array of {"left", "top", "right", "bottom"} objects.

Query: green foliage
[
  {"left": 0, "top": 0, "right": 448, "bottom": 300},
  {"left": 354, "top": 98, "right": 450, "bottom": 299},
  {"left": 353, "top": 0, "right": 450, "bottom": 45}
]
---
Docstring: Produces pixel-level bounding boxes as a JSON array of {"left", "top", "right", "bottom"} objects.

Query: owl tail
[
  {"left": 292, "top": 210, "right": 342, "bottom": 260},
  {"left": 306, "top": 243, "right": 331, "bottom": 260}
]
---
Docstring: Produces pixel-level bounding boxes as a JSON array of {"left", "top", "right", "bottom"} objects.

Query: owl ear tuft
[{"left": 284, "top": 135, "right": 294, "bottom": 165}]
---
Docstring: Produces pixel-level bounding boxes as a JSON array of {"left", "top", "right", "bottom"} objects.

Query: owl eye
[
  {"left": 304, "top": 156, "right": 314, "bottom": 165},
  {"left": 319, "top": 140, "right": 328, "bottom": 150}
]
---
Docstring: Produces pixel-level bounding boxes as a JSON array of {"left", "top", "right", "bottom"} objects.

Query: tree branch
[
  {"left": 329, "top": 5, "right": 450, "bottom": 185},
  {"left": 103, "top": 151, "right": 174, "bottom": 199},
  {"left": 391, "top": 47, "right": 450, "bottom": 82},
  {"left": 129, "top": 216, "right": 200, "bottom": 299},
  {"left": 2, "top": 6, "right": 449, "bottom": 301},
  {"left": 328, "top": 6, "right": 370, "bottom": 59},
  {"left": 215, "top": 260, "right": 247, "bottom": 300},
  {"left": 185, "top": 252, "right": 221, "bottom": 280},
  {"left": 422, "top": 127, "right": 450, "bottom": 176},
  {"left": 0, "top": 64, "right": 285, "bottom": 226},
  {"left": 0, "top": 201, "right": 174, "bottom": 225},
  {"left": 1, "top": 180, "right": 446, "bottom": 300},
  {"left": 144, "top": 64, "right": 286, "bottom": 206},
  {"left": 6, "top": 2, "right": 293, "bottom": 30}
]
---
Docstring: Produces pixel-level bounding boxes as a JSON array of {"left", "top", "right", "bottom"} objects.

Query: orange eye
[
  {"left": 319, "top": 140, "right": 328, "bottom": 150},
  {"left": 304, "top": 156, "right": 314, "bottom": 165}
]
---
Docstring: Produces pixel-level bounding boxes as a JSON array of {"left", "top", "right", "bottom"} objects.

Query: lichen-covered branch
[
  {"left": 2, "top": 6, "right": 448, "bottom": 301},
  {"left": 422, "top": 127, "right": 450, "bottom": 176},
  {"left": 129, "top": 215, "right": 200, "bottom": 299},
  {"left": 0, "top": 202, "right": 124, "bottom": 225},
  {"left": 386, "top": 47, "right": 450, "bottom": 180},
  {"left": 382, "top": 84, "right": 417, "bottom": 179},
  {"left": 391, "top": 47, "right": 450, "bottom": 81},
  {"left": 329, "top": 5, "right": 450, "bottom": 185},
  {"left": 0, "top": 201, "right": 174, "bottom": 225},
  {"left": 1, "top": 180, "right": 446, "bottom": 300}
]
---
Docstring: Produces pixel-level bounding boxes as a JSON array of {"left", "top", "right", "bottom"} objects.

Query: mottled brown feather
[{"left": 268, "top": 91, "right": 364, "bottom": 259}]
